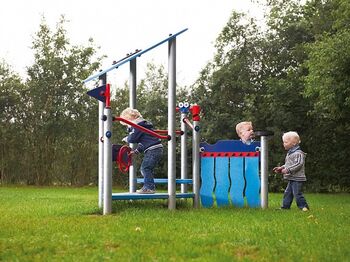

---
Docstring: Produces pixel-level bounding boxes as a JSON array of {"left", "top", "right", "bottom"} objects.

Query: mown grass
[{"left": 0, "top": 186, "right": 349, "bottom": 261}]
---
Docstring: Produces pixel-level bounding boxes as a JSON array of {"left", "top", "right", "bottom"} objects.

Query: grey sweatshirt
[{"left": 283, "top": 145, "right": 307, "bottom": 182}]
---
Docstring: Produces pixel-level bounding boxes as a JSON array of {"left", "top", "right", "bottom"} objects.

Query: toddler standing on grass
[{"left": 273, "top": 131, "right": 310, "bottom": 211}]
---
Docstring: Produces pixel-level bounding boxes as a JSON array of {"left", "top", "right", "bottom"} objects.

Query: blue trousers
[
  {"left": 140, "top": 148, "right": 163, "bottom": 190},
  {"left": 282, "top": 180, "right": 309, "bottom": 209}
]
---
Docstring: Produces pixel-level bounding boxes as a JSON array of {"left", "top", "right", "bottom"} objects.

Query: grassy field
[{"left": 0, "top": 186, "right": 349, "bottom": 261}]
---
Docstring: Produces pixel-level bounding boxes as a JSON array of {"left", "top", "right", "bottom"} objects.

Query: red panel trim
[{"left": 201, "top": 152, "right": 260, "bottom": 157}]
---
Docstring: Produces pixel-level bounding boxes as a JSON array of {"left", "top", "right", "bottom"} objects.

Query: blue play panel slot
[
  {"left": 112, "top": 192, "right": 194, "bottom": 200},
  {"left": 136, "top": 178, "right": 193, "bottom": 184}
]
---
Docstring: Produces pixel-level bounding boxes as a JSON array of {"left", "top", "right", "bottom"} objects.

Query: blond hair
[
  {"left": 236, "top": 121, "right": 253, "bottom": 135},
  {"left": 120, "top": 108, "right": 142, "bottom": 120},
  {"left": 282, "top": 131, "right": 301, "bottom": 144}
]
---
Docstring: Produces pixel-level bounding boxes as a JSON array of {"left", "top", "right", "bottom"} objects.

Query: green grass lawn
[{"left": 0, "top": 186, "right": 349, "bottom": 261}]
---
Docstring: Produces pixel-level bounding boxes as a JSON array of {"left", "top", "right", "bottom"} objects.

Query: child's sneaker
[
  {"left": 136, "top": 187, "right": 155, "bottom": 194},
  {"left": 275, "top": 207, "right": 289, "bottom": 211},
  {"left": 302, "top": 207, "right": 309, "bottom": 212}
]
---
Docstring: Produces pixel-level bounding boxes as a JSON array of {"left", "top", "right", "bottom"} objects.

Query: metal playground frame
[{"left": 84, "top": 28, "right": 272, "bottom": 215}]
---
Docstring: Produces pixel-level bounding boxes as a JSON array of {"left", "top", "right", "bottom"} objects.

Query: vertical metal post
[
  {"left": 103, "top": 84, "right": 112, "bottom": 215},
  {"left": 168, "top": 38, "right": 176, "bottom": 210},
  {"left": 98, "top": 74, "right": 106, "bottom": 208},
  {"left": 192, "top": 120, "right": 200, "bottom": 208},
  {"left": 260, "top": 136, "right": 268, "bottom": 209},
  {"left": 180, "top": 112, "right": 188, "bottom": 193},
  {"left": 129, "top": 59, "right": 137, "bottom": 193}
]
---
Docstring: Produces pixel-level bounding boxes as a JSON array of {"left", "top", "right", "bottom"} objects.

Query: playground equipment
[
  {"left": 84, "top": 29, "right": 273, "bottom": 215},
  {"left": 200, "top": 130, "right": 273, "bottom": 209},
  {"left": 111, "top": 144, "right": 132, "bottom": 173},
  {"left": 85, "top": 29, "right": 202, "bottom": 215}
]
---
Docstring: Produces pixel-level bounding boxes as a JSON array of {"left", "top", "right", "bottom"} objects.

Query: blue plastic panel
[
  {"left": 86, "top": 84, "right": 106, "bottom": 102},
  {"left": 200, "top": 140, "right": 260, "bottom": 153},
  {"left": 214, "top": 157, "right": 230, "bottom": 207},
  {"left": 200, "top": 157, "right": 215, "bottom": 207},
  {"left": 84, "top": 28, "right": 188, "bottom": 83},
  {"left": 245, "top": 157, "right": 260, "bottom": 208},
  {"left": 199, "top": 140, "right": 262, "bottom": 209},
  {"left": 229, "top": 157, "right": 245, "bottom": 207}
]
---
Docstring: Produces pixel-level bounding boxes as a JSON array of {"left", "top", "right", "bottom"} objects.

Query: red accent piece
[
  {"left": 116, "top": 145, "right": 132, "bottom": 173},
  {"left": 114, "top": 117, "right": 169, "bottom": 140},
  {"left": 200, "top": 151, "right": 260, "bottom": 157},
  {"left": 190, "top": 104, "right": 201, "bottom": 121},
  {"left": 105, "top": 83, "right": 111, "bottom": 108}
]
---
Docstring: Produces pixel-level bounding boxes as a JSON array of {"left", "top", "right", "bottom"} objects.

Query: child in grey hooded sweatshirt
[{"left": 273, "top": 131, "right": 310, "bottom": 211}]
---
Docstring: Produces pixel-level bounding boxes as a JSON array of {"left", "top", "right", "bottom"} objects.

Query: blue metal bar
[
  {"left": 112, "top": 192, "right": 194, "bottom": 200},
  {"left": 84, "top": 28, "right": 188, "bottom": 83},
  {"left": 136, "top": 178, "right": 193, "bottom": 184}
]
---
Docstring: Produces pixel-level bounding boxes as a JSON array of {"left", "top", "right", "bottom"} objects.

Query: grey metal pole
[
  {"left": 260, "top": 136, "right": 268, "bottom": 209},
  {"left": 103, "top": 106, "right": 112, "bottom": 215},
  {"left": 180, "top": 112, "right": 188, "bottom": 193},
  {"left": 129, "top": 59, "right": 137, "bottom": 193},
  {"left": 98, "top": 74, "right": 106, "bottom": 208},
  {"left": 192, "top": 120, "right": 200, "bottom": 208},
  {"left": 168, "top": 37, "right": 176, "bottom": 210}
]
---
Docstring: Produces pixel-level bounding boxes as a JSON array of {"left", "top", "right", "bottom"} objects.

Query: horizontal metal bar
[
  {"left": 154, "top": 129, "right": 184, "bottom": 136},
  {"left": 112, "top": 192, "right": 194, "bottom": 200},
  {"left": 84, "top": 28, "right": 188, "bottom": 83},
  {"left": 136, "top": 178, "right": 193, "bottom": 184}
]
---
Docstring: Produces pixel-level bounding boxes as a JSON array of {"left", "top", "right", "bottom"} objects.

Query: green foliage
[
  {"left": 1, "top": 0, "right": 350, "bottom": 191},
  {"left": 304, "top": 30, "right": 350, "bottom": 121},
  {"left": 192, "top": 12, "right": 263, "bottom": 142},
  {"left": 0, "top": 16, "right": 101, "bottom": 185},
  {"left": 0, "top": 187, "right": 349, "bottom": 261},
  {"left": 191, "top": 0, "right": 350, "bottom": 192},
  {"left": 0, "top": 62, "right": 25, "bottom": 183}
]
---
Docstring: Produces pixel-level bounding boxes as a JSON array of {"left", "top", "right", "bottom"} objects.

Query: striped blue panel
[
  {"left": 200, "top": 157, "right": 215, "bottom": 207},
  {"left": 214, "top": 157, "right": 230, "bottom": 207},
  {"left": 229, "top": 157, "right": 245, "bottom": 207},
  {"left": 245, "top": 157, "right": 260, "bottom": 208}
]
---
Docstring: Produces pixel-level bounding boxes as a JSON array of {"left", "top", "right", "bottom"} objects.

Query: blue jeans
[
  {"left": 140, "top": 148, "right": 163, "bottom": 190},
  {"left": 282, "top": 181, "right": 309, "bottom": 209}
]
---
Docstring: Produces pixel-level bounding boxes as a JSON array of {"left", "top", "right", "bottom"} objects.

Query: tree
[
  {"left": 301, "top": 0, "right": 350, "bottom": 191},
  {"left": 192, "top": 11, "right": 264, "bottom": 143},
  {"left": 0, "top": 61, "right": 26, "bottom": 183},
  {"left": 191, "top": 0, "right": 350, "bottom": 192},
  {"left": 19, "top": 16, "right": 101, "bottom": 185}
]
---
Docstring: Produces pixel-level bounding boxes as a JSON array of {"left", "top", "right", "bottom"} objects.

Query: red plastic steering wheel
[{"left": 117, "top": 145, "right": 132, "bottom": 173}]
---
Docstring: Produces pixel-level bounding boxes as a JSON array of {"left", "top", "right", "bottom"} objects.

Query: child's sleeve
[
  {"left": 127, "top": 127, "right": 142, "bottom": 144},
  {"left": 285, "top": 152, "right": 304, "bottom": 174}
]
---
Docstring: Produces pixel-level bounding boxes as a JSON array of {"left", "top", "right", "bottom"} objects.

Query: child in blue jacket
[{"left": 120, "top": 108, "right": 163, "bottom": 194}]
